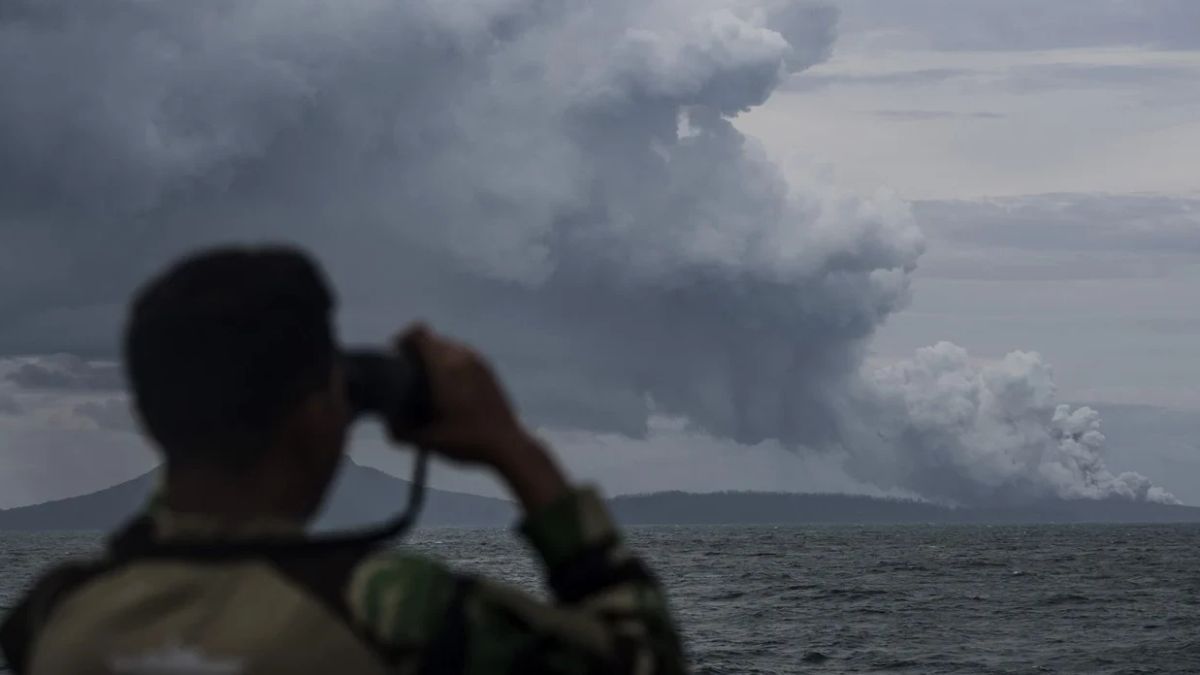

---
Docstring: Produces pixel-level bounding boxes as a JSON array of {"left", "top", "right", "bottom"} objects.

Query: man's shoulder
[{"left": 345, "top": 550, "right": 463, "bottom": 648}]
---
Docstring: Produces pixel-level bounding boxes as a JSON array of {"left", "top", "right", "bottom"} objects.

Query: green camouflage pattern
[
  {"left": 346, "top": 488, "right": 689, "bottom": 674},
  {"left": 1, "top": 487, "right": 687, "bottom": 674}
]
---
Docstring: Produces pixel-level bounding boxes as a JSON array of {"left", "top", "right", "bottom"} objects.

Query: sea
[{"left": 3, "top": 524, "right": 1199, "bottom": 674}]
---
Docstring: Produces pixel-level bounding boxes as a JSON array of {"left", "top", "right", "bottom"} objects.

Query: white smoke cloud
[
  {"left": 849, "top": 343, "right": 1177, "bottom": 505},
  {"left": 0, "top": 0, "right": 1174, "bottom": 504}
]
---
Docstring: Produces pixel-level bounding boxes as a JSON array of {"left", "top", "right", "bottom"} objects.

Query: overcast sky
[
  {"left": 735, "top": 0, "right": 1200, "bottom": 503},
  {"left": 1, "top": 0, "right": 1198, "bottom": 507},
  {"left": 736, "top": 0, "right": 1200, "bottom": 503}
]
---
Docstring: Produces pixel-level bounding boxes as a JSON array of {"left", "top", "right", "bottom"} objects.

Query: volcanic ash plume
[
  {"left": 0, "top": 0, "right": 1175, "bottom": 504},
  {"left": 848, "top": 343, "right": 1177, "bottom": 505}
]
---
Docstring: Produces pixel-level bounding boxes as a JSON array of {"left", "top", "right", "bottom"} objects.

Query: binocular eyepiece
[{"left": 342, "top": 349, "right": 433, "bottom": 430}]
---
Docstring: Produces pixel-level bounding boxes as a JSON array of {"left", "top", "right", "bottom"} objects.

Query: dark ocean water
[{"left": 3, "top": 524, "right": 1199, "bottom": 674}]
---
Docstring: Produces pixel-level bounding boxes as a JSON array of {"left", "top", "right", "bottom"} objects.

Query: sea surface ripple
[{"left": 2, "top": 524, "right": 1198, "bottom": 674}]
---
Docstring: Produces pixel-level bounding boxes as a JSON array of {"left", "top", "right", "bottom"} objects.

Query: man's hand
[
  {"left": 387, "top": 323, "right": 525, "bottom": 465},
  {"left": 387, "top": 324, "right": 569, "bottom": 511}
]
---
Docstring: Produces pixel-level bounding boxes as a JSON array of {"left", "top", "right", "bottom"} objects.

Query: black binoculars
[{"left": 342, "top": 349, "right": 433, "bottom": 429}]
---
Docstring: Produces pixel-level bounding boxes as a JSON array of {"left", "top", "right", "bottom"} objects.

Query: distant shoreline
[{"left": 2, "top": 464, "right": 1198, "bottom": 530}]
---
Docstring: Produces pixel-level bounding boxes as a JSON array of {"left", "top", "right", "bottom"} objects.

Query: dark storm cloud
[
  {"left": 0, "top": 0, "right": 1174, "bottom": 505},
  {"left": 0, "top": 0, "right": 913, "bottom": 446}
]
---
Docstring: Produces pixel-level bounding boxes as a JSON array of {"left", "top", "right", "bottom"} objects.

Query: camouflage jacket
[{"left": 0, "top": 487, "right": 688, "bottom": 674}]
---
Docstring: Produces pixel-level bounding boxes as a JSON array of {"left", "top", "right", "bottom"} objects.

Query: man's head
[{"left": 124, "top": 246, "right": 349, "bottom": 519}]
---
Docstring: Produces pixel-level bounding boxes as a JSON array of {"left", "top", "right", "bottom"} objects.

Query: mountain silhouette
[
  {"left": 0, "top": 460, "right": 514, "bottom": 531},
  {"left": 2, "top": 465, "right": 1199, "bottom": 531}
]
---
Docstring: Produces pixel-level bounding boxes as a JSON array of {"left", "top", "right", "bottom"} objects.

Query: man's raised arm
[{"left": 345, "top": 325, "right": 689, "bottom": 673}]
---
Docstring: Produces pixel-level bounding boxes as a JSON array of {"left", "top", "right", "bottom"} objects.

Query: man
[{"left": 0, "top": 246, "right": 688, "bottom": 674}]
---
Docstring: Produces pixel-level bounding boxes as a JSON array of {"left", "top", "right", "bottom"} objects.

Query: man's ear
[
  {"left": 273, "top": 365, "right": 350, "bottom": 471},
  {"left": 286, "top": 388, "right": 348, "bottom": 461},
  {"left": 268, "top": 387, "right": 348, "bottom": 519}
]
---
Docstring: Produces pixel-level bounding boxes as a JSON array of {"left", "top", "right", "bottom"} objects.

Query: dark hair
[{"left": 124, "top": 246, "right": 336, "bottom": 468}]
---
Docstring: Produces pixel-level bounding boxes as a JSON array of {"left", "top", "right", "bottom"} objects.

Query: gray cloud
[
  {"left": 908, "top": 195, "right": 1200, "bottom": 282},
  {"left": 1006, "top": 63, "right": 1200, "bottom": 92},
  {"left": 1, "top": 0, "right": 907, "bottom": 447},
  {"left": 867, "top": 109, "right": 1005, "bottom": 121},
  {"left": 789, "top": 62, "right": 1200, "bottom": 96},
  {"left": 72, "top": 397, "right": 135, "bottom": 432},
  {"left": 786, "top": 67, "right": 973, "bottom": 91},
  {"left": 0, "top": 393, "right": 18, "bottom": 414},
  {"left": 832, "top": 0, "right": 1200, "bottom": 51},
  {"left": 5, "top": 354, "right": 123, "bottom": 391},
  {"left": 0, "top": 0, "right": 1173, "bottom": 505},
  {"left": 1136, "top": 317, "right": 1200, "bottom": 336},
  {"left": 915, "top": 194, "right": 1200, "bottom": 255},
  {"left": 909, "top": 255, "right": 1176, "bottom": 283}
]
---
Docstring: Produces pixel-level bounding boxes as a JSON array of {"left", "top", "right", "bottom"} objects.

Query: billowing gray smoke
[{"left": 0, "top": 0, "right": 1175, "bottom": 504}]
